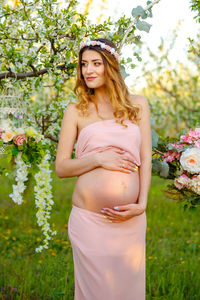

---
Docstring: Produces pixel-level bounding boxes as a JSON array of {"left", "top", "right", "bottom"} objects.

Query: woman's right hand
[{"left": 95, "top": 148, "right": 138, "bottom": 174}]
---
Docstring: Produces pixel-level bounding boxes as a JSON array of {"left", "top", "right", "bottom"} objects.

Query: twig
[
  {"left": 157, "top": 80, "right": 199, "bottom": 112},
  {"left": 0, "top": 63, "right": 74, "bottom": 80},
  {"left": 119, "top": 0, "right": 161, "bottom": 52},
  {"left": 44, "top": 134, "right": 58, "bottom": 143},
  {"left": 152, "top": 148, "right": 164, "bottom": 155}
]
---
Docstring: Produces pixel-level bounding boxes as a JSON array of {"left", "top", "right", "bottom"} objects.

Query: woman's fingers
[{"left": 120, "top": 160, "right": 138, "bottom": 172}]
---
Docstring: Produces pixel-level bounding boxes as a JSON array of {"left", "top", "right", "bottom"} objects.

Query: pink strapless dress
[{"left": 68, "top": 119, "right": 147, "bottom": 300}]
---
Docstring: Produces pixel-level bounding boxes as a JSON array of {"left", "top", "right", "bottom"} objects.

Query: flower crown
[{"left": 80, "top": 40, "right": 119, "bottom": 60}]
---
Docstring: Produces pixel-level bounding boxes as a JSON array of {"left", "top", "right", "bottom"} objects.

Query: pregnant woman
[{"left": 55, "top": 38, "right": 152, "bottom": 300}]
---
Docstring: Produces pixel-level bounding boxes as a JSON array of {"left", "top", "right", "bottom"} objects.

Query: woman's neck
[{"left": 93, "top": 86, "right": 110, "bottom": 105}]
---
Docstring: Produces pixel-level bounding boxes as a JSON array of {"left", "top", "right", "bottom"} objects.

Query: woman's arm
[
  {"left": 55, "top": 103, "right": 99, "bottom": 178},
  {"left": 131, "top": 95, "right": 152, "bottom": 211}
]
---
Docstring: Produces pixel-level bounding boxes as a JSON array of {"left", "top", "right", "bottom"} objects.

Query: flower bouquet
[
  {"left": 152, "top": 128, "right": 200, "bottom": 208},
  {"left": 0, "top": 120, "right": 57, "bottom": 253}
]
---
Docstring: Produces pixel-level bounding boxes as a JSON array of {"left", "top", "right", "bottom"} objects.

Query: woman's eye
[
  {"left": 81, "top": 63, "right": 86, "bottom": 66},
  {"left": 95, "top": 62, "right": 101, "bottom": 66}
]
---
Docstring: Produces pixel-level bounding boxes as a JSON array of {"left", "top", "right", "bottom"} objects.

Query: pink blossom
[
  {"left": 105, "top": 45, "right": 111, "bottom": 51},
  {"left": 181, "top": 173, "right": 189, "bottom": 178},
  {"left": 188, "top": 128, "right": 200, "bottom": 139},
  {"left": 92, "top": 41, "right": 98, "bottom": 46},
  {"left": 114, "top": 53, "right": 119, "bottom": 59},
  {"left": 180, "top": 134, "right": 193, "bottom": 144},
  {"left": 174, "top": 174, "right": 190, "bottom": 190},
  {"left": 162, "top": 150, "right": 181, "bottom": 162},
  {"left": 194, "top": 140, "right": 200, "bottom": 148},
  {"left": 192, "top": 174, "right": 198, "bottom": 179},
  {"left": 0, "top": 128, "right": 2, "bottom": 138},
  {"left": 171, "top": 142, "right": 185, "bottom": 149}
]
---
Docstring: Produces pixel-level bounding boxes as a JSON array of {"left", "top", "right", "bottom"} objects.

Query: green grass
[{"left": 0, "top": 162, "right": 199, "bottom": 299}]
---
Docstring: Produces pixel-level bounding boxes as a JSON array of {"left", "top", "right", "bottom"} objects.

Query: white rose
[
  {"left": 1, "top": 130, "right": 15, "bottom": 142},
  {"left": 180, "top": 148, "right": 200, "bottom": 174}
]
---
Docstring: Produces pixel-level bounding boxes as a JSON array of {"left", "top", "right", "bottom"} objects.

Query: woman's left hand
[{"left": 100, "top": 203, "right": 146, "bottom": 223}]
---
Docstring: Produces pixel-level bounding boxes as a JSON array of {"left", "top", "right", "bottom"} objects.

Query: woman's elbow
[{"left": 55, "top": 161, "right": 64, "bottom": 178}]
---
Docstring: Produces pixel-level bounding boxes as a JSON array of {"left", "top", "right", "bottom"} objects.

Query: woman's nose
[{"left": 86, "top": 63, "right": 94, "bottom": 73}]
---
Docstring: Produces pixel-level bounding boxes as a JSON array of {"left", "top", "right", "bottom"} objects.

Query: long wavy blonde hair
[{"left": 74, "top": 38, "right": 141, "bottom": 128}]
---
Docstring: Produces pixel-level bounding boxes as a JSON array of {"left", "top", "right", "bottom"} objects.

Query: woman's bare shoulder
[
  {"left": 64, "top": 101, "right": 77, "bottom": 113},
  {"left": 129, "top": 94, "right": 149, "bottom": 108}
]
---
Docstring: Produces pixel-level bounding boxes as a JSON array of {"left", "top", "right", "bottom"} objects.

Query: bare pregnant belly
[{"left": 72, "top": 167, "right": 139, "bottom": 214}]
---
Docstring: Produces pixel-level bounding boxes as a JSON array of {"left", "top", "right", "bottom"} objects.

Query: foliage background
[{"left": 0, "top": 0, "right": 200, "bottom": 298}]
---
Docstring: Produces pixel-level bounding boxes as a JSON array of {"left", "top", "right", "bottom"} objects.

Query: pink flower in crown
[
  {"left": 81, "top": 43, "right": 86, "bottom": 48},
  {"left": 194, "top": 140, "right": 200, "bottom": 148},
  {"left": 105, "top": 45, "right": 111, "bottom": 51},
  {"left": 114, "top": 53, "right": 119, "bottom": 59},
  {"left": 0, "top": 128, "right": 2, "bottom": 138},
  {"left": 92, "top": 41, "right": 98, "bottom": 46}
]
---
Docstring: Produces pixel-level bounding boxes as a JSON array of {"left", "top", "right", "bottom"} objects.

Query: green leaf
[
  {"left": 132, "top": 6, "right": 147, "bottom": 19},
  {"left": 136, "top": 20, "right": 152, "bottom": 33},
  {"left": 12, "top": 147, "right": 18, "bottom": 156},
  {"left": 22, "top": 152, "right": 29, "bottom": 163},
  {"left": 152, "top": 129, "right": 159, "bottom": 147},
  {"left": 152, "top": 159, "right": 169, "bottom": 178},
  {"left": 120, "top": 65, "right": 129, "bottom": 79},
  {"left": 159, "top": 161, "right": 169, "bottom": 177},
  {"left": 131, "top": 64, "right": 136, "bottom": 69},
  {"left": 162, "top": 188, "right": 183, "bottom": 200},
  {"left": 7, "top": 152, "right": 13, "bottom": 163}
]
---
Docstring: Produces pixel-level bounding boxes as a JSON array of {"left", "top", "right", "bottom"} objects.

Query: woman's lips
[{"left": 86, "top": 77, "right": 97, "bottom": 81}]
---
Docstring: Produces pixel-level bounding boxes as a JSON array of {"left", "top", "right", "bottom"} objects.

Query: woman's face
[{"left": 81, "top": 50, "right": 105, "bottom": 89}]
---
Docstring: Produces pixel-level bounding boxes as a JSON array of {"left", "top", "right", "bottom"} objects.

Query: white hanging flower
[
  {"left": 34, "top": 150, "right": 57, "bottom": 253},
  {"left": 9, "top": 152, "right": 31, "bottom": 205}
]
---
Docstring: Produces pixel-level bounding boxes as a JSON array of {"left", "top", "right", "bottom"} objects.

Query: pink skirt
[{"left": 68, "top": 204, "right": 147, "bottom": 300}]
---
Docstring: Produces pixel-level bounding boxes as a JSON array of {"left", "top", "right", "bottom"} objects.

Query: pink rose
[
  {"left": 92, "top": 41, "right": 98, "bottom": 46},
  {"left": 13, "top": 134, "right": 27, "bottom": 146},
  {"left": 114, "top": 53, "right": 119, "bottom": 59},
  {"left": 174, "top": 174, "right": 189, "bottom": 190}
]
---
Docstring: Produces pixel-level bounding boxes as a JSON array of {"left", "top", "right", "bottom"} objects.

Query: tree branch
[
  {"left": 119, "top": 0, "right": 161, "bottom": 52},
  {"left": 0, "top": 63, "right": 74, "bottom": 80},
  {"left": 44, "top": 134, "right": 58, "bottom": 143},
  {"left": 157, "top": 80, "right": 199, "bottom": 112}
]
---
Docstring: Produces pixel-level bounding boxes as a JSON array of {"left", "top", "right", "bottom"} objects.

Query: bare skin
[
  {"left": 55, "top": 49, "right": 152, "bottom": 222},
  {"left": 72, "top": 101, "right": 140, "bottom": 216}
]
